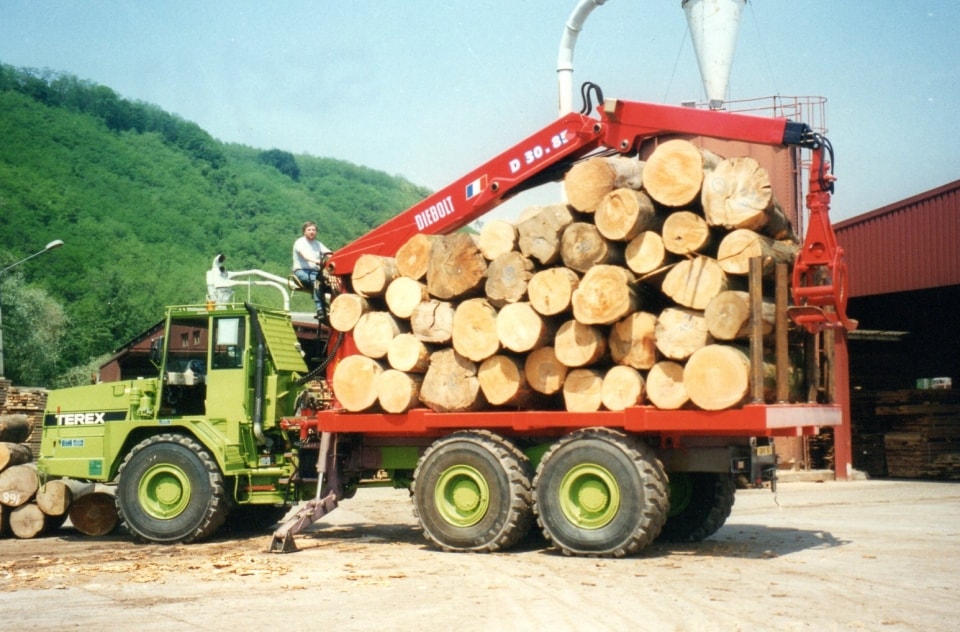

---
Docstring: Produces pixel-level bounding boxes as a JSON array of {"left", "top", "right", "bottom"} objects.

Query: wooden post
[
  {"left": 749, "top": 257, "right": 764, "bottom": 403},
  {"left": 775, "top": 263, "right": 790, "bottom": 402}
]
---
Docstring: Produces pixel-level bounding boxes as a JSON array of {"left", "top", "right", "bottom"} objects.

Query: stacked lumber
[
  {"left": 0, "top": 383, "right": 47, "bottom": 457},
  {"left": 330, "top": 141, "right": 801, "bottom": 414}
]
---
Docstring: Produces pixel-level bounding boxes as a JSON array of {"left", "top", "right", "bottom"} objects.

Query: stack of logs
[
  {"left": 0, "top": 413, "right": 117, "bottom": 539},
  {"left": 329, "top": 139, "right": 800, "bottom": 415}
]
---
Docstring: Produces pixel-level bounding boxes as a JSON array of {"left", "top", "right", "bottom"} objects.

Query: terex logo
[{"left": 57, "top": 412, "right": 107, "bottom": 426}]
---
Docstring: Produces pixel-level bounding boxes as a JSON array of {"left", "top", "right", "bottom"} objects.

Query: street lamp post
[{"left": 0, "top": 239, "right": 64, "bottom": 379}]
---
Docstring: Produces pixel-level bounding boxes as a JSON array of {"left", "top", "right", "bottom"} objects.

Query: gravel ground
[{"left": 1, "top": 478, "right": 958, "bottom": 631}]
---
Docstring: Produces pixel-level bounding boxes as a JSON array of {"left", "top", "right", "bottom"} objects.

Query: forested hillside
[{"left": 0, "top": 64, "right": 431, "bottom": 387}]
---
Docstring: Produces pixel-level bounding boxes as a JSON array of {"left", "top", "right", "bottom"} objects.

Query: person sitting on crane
[{"left": 292, "top": 220, "right": 331, "bottom": 319}]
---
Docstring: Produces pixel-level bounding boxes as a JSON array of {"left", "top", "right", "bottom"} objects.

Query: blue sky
[{"left": 2, "top": 1, "right": 958, "bottom": 226}]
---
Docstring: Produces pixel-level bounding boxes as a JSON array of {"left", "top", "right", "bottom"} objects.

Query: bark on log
[
  {"left": 353, "top": 311, "right": 404, "bottom": 360},
  {"left": 485, "top": 251, "right": 534, "bottom": 307},
  {"left": 451, "top": 298, "right": 500, "bottom": 362},
  {"left": 420, "top": 349, "right": 485, "bottom": 413},
  {"left": 386, "top": 333, "right": 432, "bottom": 373},
  {"left": 764, "top": 199, "right": 798, "bottom": 242},
  {"left": 661, "top": 255, "right": 729, "bottom": 310},
  {"left": 683, "top": 344, "right": 768, "bottom": 411},
  {"left": 477, "top": 219, "right": 518, "bottom": 261},
  {"left": 395, "top": 233, "right": 437, "bottom": 281},
  {"left": 377, "top": 369, "right": 423, "bottom": 414},
  {"left": 554, "top": 320, "right": 607, "bottom": 368},
  {"left": 410, "top": 300, "right": 455, "bottom": 344},
  {"left": 352, "top": 254, "right": 399, "bottom": 298},
  {"left": 646, "top": 361, "right": 689, "bottom": 410},
  {"left": 332, "top": 355, "right": 384, "bottom": 412},
  {"left": 704, "top": 290, "right": 775, "bottom": 340},
  {"left": 571, "top": 265, "right": 641, "bottom": 325},
  {"left": 36, "top": 479, "right": 93, "bottom": 518},
  {"left": 496, "top": 302, "right": 555, "bottom": 354},
  {"left": 527, "top": 267, "right": 579, "bottom": 317},
  {"left": 562, "top": 368, "right": 604, "bottom": 412},
  {"left": 0, "top": 414, "right": 32, "bottom": 444},
  {"left": 642, "top": 139, "right": 707, "bottom": 207},
  {"left": 701, "top": 156, "right": 773, "bottom": 232},
  {"left": 517, "top": 204, "right": 575, "bottom": 266},
  {"left": 0, "top": 463, "right": 39, "bottom": 508},
  {"left": 594, "top": 188, "right": 660, "bottom": 241},
  {"left": 609, "top": 311, "right": 658, "bottom": 370},
  {"left": 68, "top": 490, "right": 117, "bottom": 536},
  {"left": 385, "top": 276, "right": 429, "bottom": 319},
  {"left": 328, "top": 293, "right": 371, "bottom": 333},
  {"left": 478, "top": 355, "right": 535, "bottom": 407},
  {"left": 563, "top": 156, "right": 645, "bottom": 213},
  {"left": 662, "top": 210, "right": 713, "bottom": 255},
  {"left": 0, "top": 442, "right": 32, "bottom": 472},
  {"left": 601, "top": 365, "right": 646, "bottom": 411},
  {"left": 426, "top": 233, "right": 487, "bottom": 300},
  {"left": 560, "top": 222, "right": 622, "bottom": 273},
  {"left": 654, "top": 307, "right": 713, "bottom": 361},
  {"left": 717, "top": 229, "right": 799, "bottom": 276},
  {"left": 524, "top": 347, "right": 568, "bottom": 395},
  {"left": 624, "top": 231, "right": 670, "bottom": 277},
  {"left": 9, "top": 503, "right": 66, "bottom": 539}
]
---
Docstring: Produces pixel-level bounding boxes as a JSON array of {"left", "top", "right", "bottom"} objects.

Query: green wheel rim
[
  {"left": 558, "top": 463, "right": 621, "bottom": 529},
  {"left": 668, "top": 473, "right": 693, "bottom": 519},
  {"left": 137, "top": 463, "right": 192, "bottom": 520},
  {"left": 434, "top": 465, "right": 490, "bottom": 528}
]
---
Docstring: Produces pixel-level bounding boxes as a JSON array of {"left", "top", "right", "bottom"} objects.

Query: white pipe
[{"left": 557, "top": 0, "right": 608, "bottom": 116}]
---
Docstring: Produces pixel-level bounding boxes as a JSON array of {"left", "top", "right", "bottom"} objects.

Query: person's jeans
[{"left": 294, "top": 269, "right": 324, "bottom": 312}]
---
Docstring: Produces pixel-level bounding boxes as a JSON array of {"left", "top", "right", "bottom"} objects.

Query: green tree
[{"left": 0, "top": 274, "right": 68, "bottom": 386}]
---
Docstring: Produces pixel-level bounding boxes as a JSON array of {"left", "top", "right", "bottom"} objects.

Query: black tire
[
  {"left": 116, "top": 433, "right": 230, "bottom": 544},
  {"left": 533, "top": 428, "right": 668, "bottom": 557},
  {"left": 221, "top": 504, "right": 291, "bottom": 534},
  {"left": 412, "top": 430, "right": 533, "bottom": 552},
  {"left": 659, "top": 472, "right": 736, "bottom": 543}
]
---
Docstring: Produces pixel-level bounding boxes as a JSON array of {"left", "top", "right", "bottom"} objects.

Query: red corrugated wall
[{"left": 834, "top": 179, "right": 960, "bottom": 297}]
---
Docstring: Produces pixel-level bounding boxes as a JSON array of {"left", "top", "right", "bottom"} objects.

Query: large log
[
  {"left": 395, "top": 233, "right": 437, "bottom": 280},
  {"left": 645, "top": 361, "right": 690, "bottom": 410},
  {"left": 704, "top": 290, "right": 775, "bottom": 340},
  {"left": 562, "top": 368, "right": 604, "bottom": 412},
  {"left": 524, "top": 347, "right": 568, "bottom": 395},
  {"left": 352, "top": 254, "right": 399, "bottom": 298},
  {"left": 332, "top": 355, "right": 384, "bottom": 412},
  {"left": 594, "top": 188, "right": 660, "bottom": 241},
  {"left": 608, "top": 311, "right": 658, "bottom": 370},
  {"left": 554, "top": 320, "right": 607, "bottom": 368},
  {"left": 654, "top": 307, "right": 713, "bottom": 361},
  {"left": 377, "top": 369, "right": 423, "bottom": 414},
  {"left": 563, "top": 156, "right": 644, "bottom": 213},
  {"left": 353, "top": 311, "right": 404, "bottom": 360},
  {"left": 68, "top": 490, "right": 118, "bottom": 536},
  {"left": 527, "top": 267, "right": 579, "bottom": 317},
  {"left": 624, "top": 231, "right": 670, "bottom": 277},
  {"left": 0, "top": 463, "right": 39, "bottom": 508},
  {"left": 478, "top": 355, "right": 535, "bottom": 408},
  {"left": 9, "top": 503, "right": 66, "bottom": 539},
  {"left": 571, "top": 265, "right": 641, "bottom": 325},
  {"left": 451, "top": 298, "right": 500, "bottom": 362},
  {"left": 517, "top": 204, "right": 575, "bottom": 266},
  {"left": 661, "top": 255, "right": 729, "bottom": 310},
  {"left": 560, "top": 222, "right": 622, "bottom": 273},
  {"left": 328, "top": 293, "right": 370, "bottom": 333},
  {"left": 426, "top": 233, "right": 487, "bottom": 300},
  {"left": 0, "top": 442, "right": 32, "bottom": 472},
  {"left": 485, "top": 251, "right": 534, "bottom": 307},
  {"left": 386, "top": 333, "right": 432, "bottom": 373},
  {"left": 420, "top": 349, "right": 485, "bottom": 413},
  {"left": 717, "top": 228, "right": 799, "bottom": 276},
  {"left": 701, "top": 156, "right": 773, "bottom": 232},
  {"left": 662, "top": 210, "right": 713, "bottom": 256},
  {"left": 0, "top": 414, "right": 32, "bottom": 444},
  {"left": 477, "top": 219, "right": 518, "bottom": 261},
  {"left": 683, "top": 344, "right": 766, "bottom": 411},
  {"left": 385, "top": 276, "right": 429, "bottom": 319},
  {"left": 601, "top": 365, "right": 646, "bottom": 411},
  {"left": 496, "top": 302, "right": 555, "bottom": 353},
  {"left": 642, "top": 139, "right": 710, "bottom": 207},
  {"left": 410, "top": 299, "right": 455, "bottom": 344},
  {"left": 35, "top": 479, "right": 93, "bottom": 518}
]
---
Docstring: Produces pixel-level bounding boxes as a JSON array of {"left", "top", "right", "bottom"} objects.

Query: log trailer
[{"left": 37, "top": 0, "right": 854, "bottom": 557}]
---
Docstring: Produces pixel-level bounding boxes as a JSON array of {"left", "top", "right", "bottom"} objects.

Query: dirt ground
[{"left": 1, "top": 478, "right": 958, "bottom": 631}]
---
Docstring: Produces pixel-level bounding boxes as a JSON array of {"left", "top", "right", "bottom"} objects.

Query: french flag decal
[{"left": 465, "top": 175, "right": 488, "bottom": 200}]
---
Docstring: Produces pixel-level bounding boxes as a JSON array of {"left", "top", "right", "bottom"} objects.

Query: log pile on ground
[{"left": 331, "top": 140, "right": 800, "bottom": 414}]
